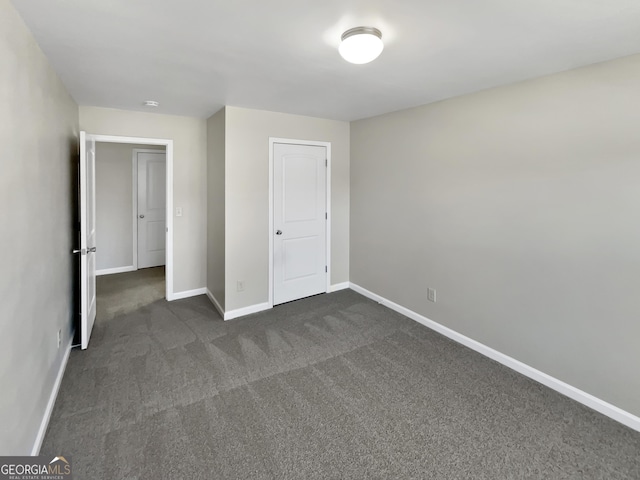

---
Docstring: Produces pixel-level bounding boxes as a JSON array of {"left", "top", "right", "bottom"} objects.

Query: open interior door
[{"left": 79, "top": 131, "right": 97, "bottom": 349}]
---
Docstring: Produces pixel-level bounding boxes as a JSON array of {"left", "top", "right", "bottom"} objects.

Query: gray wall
[
  {"left": 207, "top": 108, "right": 226, "bottom": 308},
  {"left": 95, "top": 142, "right": 164, "bottom": 272},
  {"left": 351, "top": 53, "right": 640, "bottom": 417},
  {"left": 0, "top": 0, "right": 79, "bottom": 454},
  {"left": 225, "top": 106, "right": 350, "bottom": 312},
  {"left": 80, "top": 106, "right": 207, "bottom": 294}
]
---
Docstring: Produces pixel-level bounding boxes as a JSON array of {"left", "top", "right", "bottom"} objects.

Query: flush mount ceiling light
[
  {"left": 339, "top": 26, "right": 384, "bottom": 64},
  {"left": 143, "top": 100, "right": 159, "bottom": 107}
]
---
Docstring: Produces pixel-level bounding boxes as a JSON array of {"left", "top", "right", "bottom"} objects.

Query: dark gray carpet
[
  {"left": 96, "top": 267, "right": 165, "bottom": 322},
  {"left": 42, "top": 290, "right": 640, "bottom": 479}
]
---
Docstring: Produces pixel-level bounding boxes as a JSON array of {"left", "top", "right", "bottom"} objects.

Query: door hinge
[
  {"left": 325, "top": 159, "right": 328, "bottom": 167},
  {"left": 325, "top": 266, "right": 328, "bottom": 273},
  {"left": 325, "top": 212, "right": 327, "bottom": 220}
]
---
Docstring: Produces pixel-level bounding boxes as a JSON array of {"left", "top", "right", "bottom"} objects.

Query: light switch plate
[{"left": 428, "top": 288, "right": 437, "bottom": 303}]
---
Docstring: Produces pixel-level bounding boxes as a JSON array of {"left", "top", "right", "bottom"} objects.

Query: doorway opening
[
  {"left": 92, "top": 135, "right": 173, "bottom": 321},
  {"left": 91, "top": 134, "right": 174, "bottom": 300},
  {"left": 93, "top": 142, "right": 168, "bottom": 321}
]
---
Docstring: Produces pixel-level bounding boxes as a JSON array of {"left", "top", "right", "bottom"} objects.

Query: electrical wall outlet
[
  {"left": 427, "top": 288, "right": 437, "bottom": 303},
  {"left": 57, "top": 329, "right": 62, "bottom": 348},
  {"left": 237, "top": 280, "right": 245, "bottom": 292}
]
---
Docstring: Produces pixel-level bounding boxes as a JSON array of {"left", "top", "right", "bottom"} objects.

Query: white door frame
[
  {"left": 132, "top": 148, "right": 166, "bottom": 270},
  {"left": 268, "top": 137, "right": 331, "bottom": 308},
  {"left": 92, "top": 134, "right": 175, "bottom": 301}
]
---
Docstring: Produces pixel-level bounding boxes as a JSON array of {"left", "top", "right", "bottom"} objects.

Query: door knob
[
  {"left": 276, "top": 230, "right": 283, "bottom": 235},
  {"left": 139, "top": 214, "right": 145, "bottom": 218}
]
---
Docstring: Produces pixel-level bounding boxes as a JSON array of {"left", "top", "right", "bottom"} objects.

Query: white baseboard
[
  {"left": 171, "top": 287, "right": 207, "bottom": 301},
  {"left": 31, "top": 337, "right": 72, "bottom": 455},
  {"left": 206, "top": 283, "right": 350, "bottom": 322},
  {"left": 204, "top": 283, "right": 349, "bottom": 322},
  {"left": 224, "top": 302, "right": 271, "bottom": 321},
  {"left": 329, "top": 282, "right": 350, "bottom": 292},
  {"left": 349, "top": 282, "right": 640, "bottom": 433},
  {"left": 206, "top": 289, "right": 225, "bottom": 319},
  {"left": 96, "top": 265, "right": 136, "bottom": 276}
]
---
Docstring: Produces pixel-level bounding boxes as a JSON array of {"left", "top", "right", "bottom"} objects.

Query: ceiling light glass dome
[{"left": 339, "top": 27, "right": 384, "bottom": 64}]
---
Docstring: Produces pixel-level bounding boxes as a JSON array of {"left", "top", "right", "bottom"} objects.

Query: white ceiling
[{"left": 11, "top": 0, "right": 640, "bottom": 121}]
